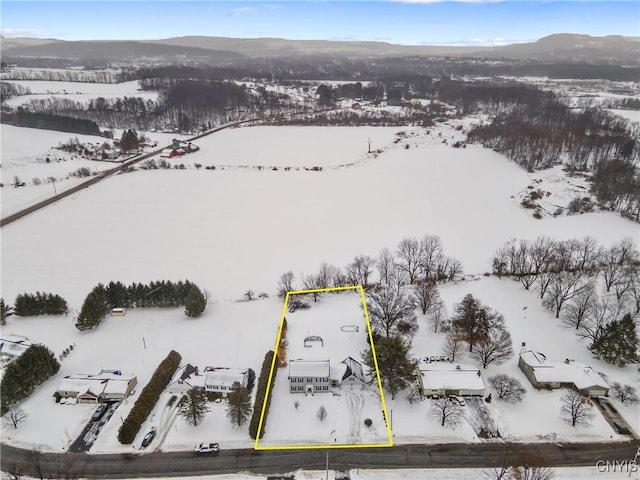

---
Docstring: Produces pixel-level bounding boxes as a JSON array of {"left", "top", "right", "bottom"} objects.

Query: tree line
[
  {"left": 118, "top": 350, "right": 182, "bottom": 444},
  {"left": 13, "top": 292, "right": 68, "bottom": 316},
  {"left": 2, "top": 107, "right": 101, "bottom": 135},
  {"left": 75, "top": 280, "right": 207, "bottom": 331},
  {"left": 491, "top": 236, "right": 639, "bottom": 366}
]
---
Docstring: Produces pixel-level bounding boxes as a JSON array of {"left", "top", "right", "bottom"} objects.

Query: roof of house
[
  {"left": 520, "top": 350, "right": 609, "bottom": 390},
  {"left": 0, "top": 335, "right": 32, "bottom": 357},
  {"left": 289, "top": 360, "right": 330, "bottom": 378},
  {"left": 339, "top": 356, "right": 365, "bottom": 383},
  {"left": 204, "top": 367, "right": 248, "bottom": 388},
  {"left": 56, "top": 371, "right": 136, "bottom": 396},
  {"left": 420, "top": 364, "right": 486, "bottom": 392}
]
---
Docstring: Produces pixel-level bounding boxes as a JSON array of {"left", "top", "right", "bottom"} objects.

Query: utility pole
[{"left": 325, "top": 451, "right": 329, "bottom": 480}]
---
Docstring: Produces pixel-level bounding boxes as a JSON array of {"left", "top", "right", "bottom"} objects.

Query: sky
[{"left": 0, "top": 1, "right": 638, "bottom": 46}]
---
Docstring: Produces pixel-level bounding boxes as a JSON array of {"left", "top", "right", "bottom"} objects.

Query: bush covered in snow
[{"left": 249, "top": 350, "right": 278, "bottom": 439}]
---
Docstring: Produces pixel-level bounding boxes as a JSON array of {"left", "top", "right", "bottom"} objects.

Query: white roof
[
  {"left": 289, "top": 360, "right": 330, "bottom": 378},
  {"left": 420, "top": 364, "right": 485, "bottom": 391},
  {"left": 0, "top": 335, "right": 31, "bottom": 357},
  {"left": 520, "top": 350, "right": 609, "bottom": 390},
  {"left": 205, "top": 368, "right": 247, "bottom": 388},
  {"left": 57, "top": 371, "right": 136, "bottom": 395}
]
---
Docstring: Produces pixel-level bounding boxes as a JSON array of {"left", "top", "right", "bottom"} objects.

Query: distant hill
[
  {"left": 1, "top": 34, "right": 638, "bottom": 65},
  {"left": 0, "top": 40, "right": 246, "bottom": 64}
]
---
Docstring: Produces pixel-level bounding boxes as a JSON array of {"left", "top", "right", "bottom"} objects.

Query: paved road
[{"left": 2, "top": 441, "right": 638, "bottom": 478}]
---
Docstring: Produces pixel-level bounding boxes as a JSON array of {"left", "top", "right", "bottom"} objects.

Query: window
[{"left": 322, "top": 386, "right": 328, "bottom": 391}]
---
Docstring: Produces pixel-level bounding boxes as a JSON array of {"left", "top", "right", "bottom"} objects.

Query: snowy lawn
[{"left": 258, "top": 290, "right": 390, "bottom": 447}]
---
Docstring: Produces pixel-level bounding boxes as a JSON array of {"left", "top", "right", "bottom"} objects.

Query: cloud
[
  {"left": 1, "top": 28, "right": 48, "bottom": 38},
  {"left": 419, "top": 37, "right": 531, "bottom": 46},
  {"left": 230, "top": 7, "right": 255, "bottom": 15}
]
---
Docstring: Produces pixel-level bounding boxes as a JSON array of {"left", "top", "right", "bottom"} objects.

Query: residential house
[
  {"left": 55, "top": 370, "right": 137, "bottom": 403},
  {"left": 168, "top": 365, "right": 249, "bottom": 397},
  {"left": 518, "top": 349, "right": 609, "bottom": 396},
  {"left": 0, "top": 335, "right": 32, "bottom": 359},
  {"left": 418, "top": 363, "right": 486, "bottom": 397},
  {"left": 289, "top": 359, "right": 330, "bottom": 394}
]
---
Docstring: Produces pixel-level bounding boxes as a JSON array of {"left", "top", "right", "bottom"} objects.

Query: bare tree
[
  {"left": 376, "top": 247, "right": 396, "bottom": 286},
  {"left": 560, "top": 389, "right": 594, "bottom": 427},
  {"left": 5, "top": 406, "right": 28, "bottom": 429},
  {"left": 302, "top": 274, "right": 321, "bottom": 302},
  {"left": 442, "top": 331, "right": 464, "bottom": 362},
  {"left": 412, "top": 280, "right": 439, "bottom": 315},
  {"left": 345, "top": 255, "right": 375, "bottom": 288},
  {"left": 578, "top": 298, "right": 622, "bottom": 344},
  {"left": 406, "top": 383, "right": 422, "bottom": 405},
  {"left": 317, "top": 262, "right": 339, "bottom": 289},
  {"left": 429, "top": 298, "right": 447, "bottom": 333},
  {"left": 610, "top": 382, "right": 639, "bottom": 405},
  {"left": 600, "top": 238, "right": 640, "bottom": 292},
  {"left": 470, "top": 326, "right": 514, "bottom": 368},
  {"left": 529, "top": 236, "right": 556, "bottom": 275},
  {"left": 536, "top": 271, "right": 558, "bottom": 300},
  {"left": 510, "top": 465, "right": 555, "bottom": 480},
  {"left": 561, "top": 282, "right": 596, "bottom": 330},
  {"left": 420, "top": 234, "right": 443, "bottom": 281},
  {"left": 317, "top": 405, "right": 328, "bottom": 422},
  {"left": 367, "top": 287, "right": 417, "bottom": 337},
  {"left": 396, "top": 237, "right": 424, "bottom": 284},
  {"left": 277, "top": 271, "right": 295, "bottom": 298},
  {"left": 488, "top": 374, "right": 526, "bottom": 403},
  {"left": 573, "top": 236, "right": 601, "bottom": 274},
  {"left": 430, "top": 397, "right": 464, "bottom": 427},
  {"left": 543, "top": 272, "right": 589, "bottom": 318}
]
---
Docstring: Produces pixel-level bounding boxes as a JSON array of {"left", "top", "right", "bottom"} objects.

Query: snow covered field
[
  {"left": 0, "top": 124, "right": 189, "bottom": 216},
  {"left": 1, "top": 122, "right": 638, "bottom": 457},
  {"left": 2, "top": 80, "right": 158, "bottom": 107}
]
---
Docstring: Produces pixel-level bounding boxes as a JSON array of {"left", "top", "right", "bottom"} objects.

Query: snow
[
  {"left": 520, "top": 350, "right": 609, "bottom": 390},
  {"left": 2, "top": 80, "right": 158, "bottom": 107},
  {"left": 1, "top": 121, "right": 639, "bottom": 457},
  {"left": 609, "top": 109, "right": 640, "bottom": 123}
]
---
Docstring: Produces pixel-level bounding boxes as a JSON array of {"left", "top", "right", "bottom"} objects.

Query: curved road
[{"left": 2, "top": 441, "right": 638, "bottom": 478}]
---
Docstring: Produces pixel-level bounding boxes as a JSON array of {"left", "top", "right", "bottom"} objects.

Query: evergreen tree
[
  {"left": 452, "top": 294, "right": 500, "bottom": 352},
  {"left": 178, "top": 388, "right": 210, "bottom": 426},
  {"left": 362, "top": 335, "right": 416, "bottom": 400},
  {"left": 1, "top": 298, "right": 14, "bottom": 325},
  {"left": 119, "top": 129, "right": 139, "bottom": 153},
  {"left": 590, "top": 313, "right": 639, "bottom": 366},
  {"left": 75, "top": 285, "right": 109, "bottom": 331},
  {"left": 184, "top": 285, "right": 206, "bottom": 317},
  {"left": 225, "top": 382, "right": 252, "bottom": 428},
  {"left": 1, "top": 344, "right": 60, "bottom": 414}
]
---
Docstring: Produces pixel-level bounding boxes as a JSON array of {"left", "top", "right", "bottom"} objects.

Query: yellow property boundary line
[{"left": 254, "top": 284, "right": 393, "bottom": 450}]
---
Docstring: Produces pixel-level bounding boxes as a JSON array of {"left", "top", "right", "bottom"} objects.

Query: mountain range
[{"left": 1, "top": 33, "right": 638, "bottom": 65}]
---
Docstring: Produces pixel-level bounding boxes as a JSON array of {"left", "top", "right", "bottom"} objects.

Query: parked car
[
  {"left": 456, "top": 396, "right": 466, "bottom": 406},
  {"left": 141, "top": 427, "right": 156, "bottom": 448},
  {"left": 91, "top": 403, "right": 109, "bottom": 421},
  {"left": 195, "top": 442, "right": 219, "bottom": 454}
]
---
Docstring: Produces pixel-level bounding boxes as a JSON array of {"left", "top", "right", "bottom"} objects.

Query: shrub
[
  {"left": 364, "top": 418, "right": 373, "bottom": 427},
  {"left": 249, "top": 351, "right": 278, "bottom": 439},
  {"left": 118, "top": 350, "right": 181, "bottom": 444}
]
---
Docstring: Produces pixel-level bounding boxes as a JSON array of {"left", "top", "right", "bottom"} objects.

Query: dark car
[
  {"left": 91, "top": 403, "right": 109, "bottom": 422},
  {"left": 141, "top": 427, "right": 156, "bottom": 448}
]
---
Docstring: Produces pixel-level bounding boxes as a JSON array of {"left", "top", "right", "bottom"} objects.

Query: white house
[
  {"left": 55, "top": 370, "right": 137, "bottom": 403},
  {"left": 518, "top": 349, "right": 609, "bottom": 396},
  {"left": 418, "top": 364, "right": 486, "bottom": 397},
  {"left": 289, "top": 359, "right": 330, "bottom": 394},
  {"left": 168, "top": 364, "right": 250, "bottom": 397}
]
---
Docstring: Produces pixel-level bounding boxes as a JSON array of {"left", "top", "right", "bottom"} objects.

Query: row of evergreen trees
[
  {"left": 3, "top": 107, "right": 102, "bottom": 136},
  {"left": 14, "top": 292, "right": 68, "bottom": 316},
  {"left": 75, "top": 280, "right": 207, "bottom": 331},
  {"left": 118, "top": 350, "right": 182, "bottom": 444},
  {"left": 248, "top": 350, "right": 278, "bottom": 439},
  {"left": 0, "top": 345, "right": 60, "bottom": 414}
]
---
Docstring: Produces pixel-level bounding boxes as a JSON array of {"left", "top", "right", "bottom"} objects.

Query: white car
[{"left": 195, "top": 442, "right": 219, "bottom": 454}]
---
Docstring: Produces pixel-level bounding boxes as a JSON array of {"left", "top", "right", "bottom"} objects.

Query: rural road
[
  {"left": 0, "top": 117, "right": 260, "bottom": 227},
  {"left": 2, "top": 441, "right": 639, "bottom": 478}
]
